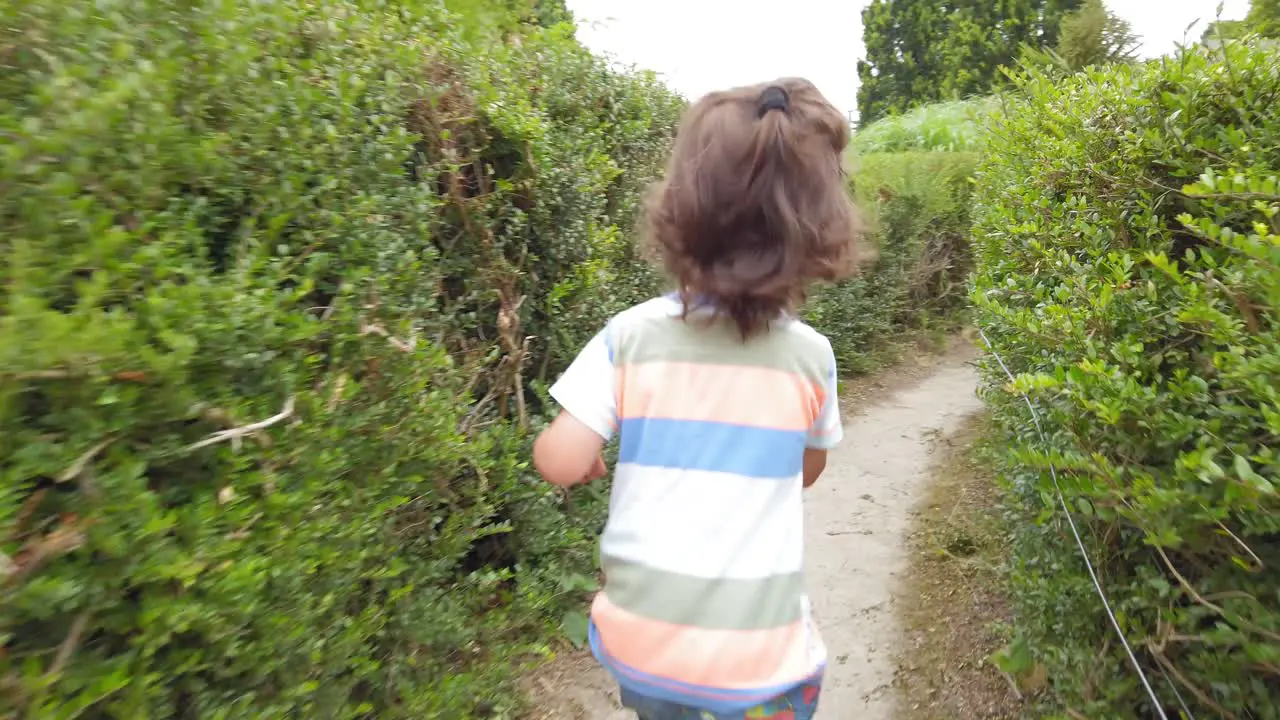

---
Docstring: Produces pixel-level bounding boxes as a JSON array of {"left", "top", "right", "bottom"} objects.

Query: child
[{"left": 533, "top": 78, "right": 863, "bottom": 720}]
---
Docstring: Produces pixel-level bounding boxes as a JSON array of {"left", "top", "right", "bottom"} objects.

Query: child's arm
[
  {"left": 536, "top": 325, "right": 616, "bottom": 488},
  {"left": 802, "top": 448, "right": 827, "bottom": 488},
  {"left": 804, "top": 343, "right": 843, "bottom": 489},
  {"left": 533, "top": 412, "right": 607, "bottom": 488}
]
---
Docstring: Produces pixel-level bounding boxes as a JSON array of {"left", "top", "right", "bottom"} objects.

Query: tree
[
  {"left": 1053, "top": 0, "right": 1140, "bottom": 70},
  {"left": 1201, "top": 0, "right": 1280, "bottom": 46},
  {"left": 530, "top": 0, "right": 574, "bottom": 28},
  {"left": 445, "top": 0, "right": 574, "bottom": 42},
  {"left": 1201, "top": 19, "right": 1247, "bottom": 45},
  {"left": 1246, "top": 0, "right": 1280, "bottom": 36},
  {"left": 856, "top": 0, "right": 1084, "bottom": 126}
]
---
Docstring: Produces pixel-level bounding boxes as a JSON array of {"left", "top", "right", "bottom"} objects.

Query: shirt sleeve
[
  {"left": 806, "top": 343, "right": 843, "bottom": 450},
  {"left": 548, "top": 325, "right": 617, "bottom": 442}
]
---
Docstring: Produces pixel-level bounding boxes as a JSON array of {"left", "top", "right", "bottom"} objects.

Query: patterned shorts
[{"left": 619, "top": 683, "right": 821, "bottom": 720}]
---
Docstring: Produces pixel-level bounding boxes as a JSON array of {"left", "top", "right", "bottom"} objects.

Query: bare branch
[
  {"left": 7, "top": 369, "right": 149, "bottom": 382},
  {"left": 1216, "top": 520, "right": 1264, "bottom": 571},
  {"left": 513, "top": 335, "right": 532, "bottom": 431},
  {"left": 183, "top": 396, "right": 296, "bottom": 453},
  {"left": 58, "top": 438, "right": 114, "bottom": 483},
  {"left": 9, "top": 524, "right": 87, "bottom": 583},
  {"left": 228, "top": 512, "right": 264, "bottom": 540},
  {"left": 1155, "top": 545, "right": 1280, "bottom": 643},
  {"left": 11, "top": 369, "right": 72, "bottom": 380},
  {"left": 997, "top": 669, "right": 1024, "bottom": 701},
  {"left": 327, "top": 374, "right": 348, "bottom": 413},
  {"left": 47, "top": 612, "right": 90, "bottom": 678},
  {"left": 11, "top": 488, "right": 48, "bottom": 540},
  {"left": 459, "top": 387, "right": 498, "bottom": 435},
  {"left": 1151, "top": 647, "right": 1239, "bottom": 720},
  {"left": 360, "top": 323, "right": 416, "bottom": 353}
]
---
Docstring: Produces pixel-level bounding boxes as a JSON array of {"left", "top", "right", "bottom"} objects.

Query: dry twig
[
  {"left": 8, "top": 523, "right": 87, "bottom": 583},
  {"left": 58, "top": 438, "right": 114, "bottom": 483},
  {"left": 327, "top": 374, "right": 348, "bottom": 413},
  {"left": 11, "top": 369, "right": 72, "bottom": 380},
  {"left": 1151, "top": 647, "right": 1239, "bottom": 720},
  {"left": 1155, "top": 545, "right": 1280, "bottom": 643},
  {"left": 183, "top": 396, "right": 296, "bottom": 453},
  {"left": 1216, "top": 520, "right": 1264, "bottom": 571},
  {"left": 460, "top": 387, "right": 498, "bottom": 435},
  {"left": 47, "top": 612, "right": 90, "bottom": 678},
  {"left": 8, "top": 369, "right": 149, "bottom": 382},
  {"left": 360, "top": 323, "right": 416, "bottom": 353}
]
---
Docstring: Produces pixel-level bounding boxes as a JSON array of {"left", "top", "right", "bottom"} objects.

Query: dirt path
[
  {"left": 807, "top": 352, "right": 982, "bottom": 718},
  {"left": 525, "top": 347, "right": 983, "bottom": 720}
]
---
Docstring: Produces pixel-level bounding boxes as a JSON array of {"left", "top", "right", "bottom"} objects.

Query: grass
[{"left": 893, "top": 412, "right": 1026, "bottom": 720}]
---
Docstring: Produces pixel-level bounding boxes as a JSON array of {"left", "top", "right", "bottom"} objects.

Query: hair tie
[{"left": 756, "top": 86, "right": 790, "bottom": 118}]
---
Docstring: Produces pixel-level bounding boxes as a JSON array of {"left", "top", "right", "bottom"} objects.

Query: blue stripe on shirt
[{"left": 617, "top": 418, "right": 806, "bottom": 478}]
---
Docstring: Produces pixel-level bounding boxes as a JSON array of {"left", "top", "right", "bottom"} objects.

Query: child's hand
[{"left": 583, "top": 456, "right": 608, "bottom": 483}]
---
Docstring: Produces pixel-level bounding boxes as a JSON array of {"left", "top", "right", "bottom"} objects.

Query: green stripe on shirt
[
  {"left": 602, "top": 554, "right": 804, "bottom": 631},
  {"left": 614, "top": 314, "right": 831, "bottom": 382}
]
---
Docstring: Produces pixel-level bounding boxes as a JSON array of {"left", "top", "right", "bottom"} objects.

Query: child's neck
[{"left": 664, "top": 291, "right": 797, "bottom": 322}]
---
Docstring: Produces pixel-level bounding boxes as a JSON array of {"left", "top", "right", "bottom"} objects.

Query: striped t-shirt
[{"left": 548, "top": 295, "right": 843, "bottom": 713}]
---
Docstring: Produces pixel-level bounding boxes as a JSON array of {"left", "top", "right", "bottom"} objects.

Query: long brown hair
[{"left": 643, "top": 77, "right": 865, "bottom": 338}]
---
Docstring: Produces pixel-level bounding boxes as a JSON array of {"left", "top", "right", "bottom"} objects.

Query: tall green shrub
[
  {"left": 850, "top": 98, "right": 995, "bottom": 154},
  {"left": 972, "top": 42, "right": 1280, "bottom": 717},
  {"left": 0, "top": 1, "right": 681, "bottom": 717},
  {"left": 808, "top": 150, "right": 976, "bottom": 372}
]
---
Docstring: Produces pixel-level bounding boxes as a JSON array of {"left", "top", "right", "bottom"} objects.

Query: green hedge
[
  {"left": 972, "top": 43, "right": 1280, "bottom": 717},
  {"left": 849, "top": 98, "right": 996, "bottom": 154},
  {"left": 808, "top": 150, "right": 977, "bottom": 372},
  {"left": 0, "top": 1, "right": 681, "bottom": 717}
]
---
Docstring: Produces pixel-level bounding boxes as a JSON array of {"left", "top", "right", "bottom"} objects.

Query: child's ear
[{"left": 533, "top": 411, "right": 606, "bottom": 488}]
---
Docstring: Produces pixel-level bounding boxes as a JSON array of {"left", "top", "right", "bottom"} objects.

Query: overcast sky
[{"left": 565, "top": 0, "right": 1250, "bottom": 121}]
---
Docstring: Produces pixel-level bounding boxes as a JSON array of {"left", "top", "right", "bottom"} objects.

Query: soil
[
  {"left": 891, "top": 414, "right": 1025, "bottom": 720},
  {"left": 523, "top": 336, "right": 999, "bottom": 720}
]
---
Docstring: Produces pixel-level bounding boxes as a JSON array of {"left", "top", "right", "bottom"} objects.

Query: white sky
[{"left": 566, "top": 0, "right": 1251, "bottom": 121}]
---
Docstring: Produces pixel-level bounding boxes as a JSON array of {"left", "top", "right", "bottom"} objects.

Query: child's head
[{"left": 644, "top": 77, "right": 864, "bottom": 338}]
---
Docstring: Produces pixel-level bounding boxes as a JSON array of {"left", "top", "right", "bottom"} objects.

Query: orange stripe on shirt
[
  {"left": 591, "top": 592, "right": 818, "bottom": 689},
  {"left": 616, "top": 362, "right": 823, "bottom": 431}
]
